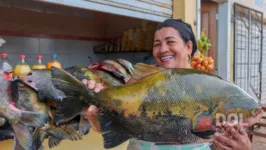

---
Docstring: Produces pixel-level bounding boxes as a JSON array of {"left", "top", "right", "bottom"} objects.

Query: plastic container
[
  {"left": 0, "top": 53, "right": 13, "bottom": 72},
  {"left": 47, "top": 54, "right": 62, "bottom": 69},
  {"left": 13, "top": 54, "right": 31, "bottom": 76},
  {"left": 32, "top": 55, "right": 46, "bottom": 70}
]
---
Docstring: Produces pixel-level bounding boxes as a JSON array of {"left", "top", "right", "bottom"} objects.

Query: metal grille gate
[{"left": 233, "top": 3, "right": 263, "bottom": 101}]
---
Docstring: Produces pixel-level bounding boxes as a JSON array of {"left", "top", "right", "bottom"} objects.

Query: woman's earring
[{"left": 188, "top": 55, "right": 191, "bottom": 60}]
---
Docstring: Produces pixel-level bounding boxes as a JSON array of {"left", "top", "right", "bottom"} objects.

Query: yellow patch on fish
[
  {"left": 193, "top": 84, "right": 202, "bottom": 93},
  {"left": 99, "top": 71, "right": 167, "bottom": 117}
]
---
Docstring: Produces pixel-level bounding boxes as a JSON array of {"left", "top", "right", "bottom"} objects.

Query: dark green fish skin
[
  {"left": 24, "top": 69, "right": 66, "bottom": 101},
  {"left": 50, "top": 64, "right": 263, "bottom": 149}
]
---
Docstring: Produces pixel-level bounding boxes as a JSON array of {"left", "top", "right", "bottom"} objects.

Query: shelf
[{"left": 93, "top": 50, "right": 152, "bottom": 53}]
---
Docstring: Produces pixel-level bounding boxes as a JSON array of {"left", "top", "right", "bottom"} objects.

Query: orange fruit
[
  {"left": 191, "top": 61, "right": 197, "bottom": 67},
  {"left": 196, "top": 64, "right": 201, "bottom": 70}
]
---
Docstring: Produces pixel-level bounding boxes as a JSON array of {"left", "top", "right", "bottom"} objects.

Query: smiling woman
[{"left": 153, "top": 19, "right": 197, "bottom": 69}]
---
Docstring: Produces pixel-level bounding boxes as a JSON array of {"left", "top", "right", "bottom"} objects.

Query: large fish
[
  {"left": 50, "top": 63, "right": 263, "bottom": 149},
  {"left": 0, "top": 71, "right": 48, "bottom": 150}
]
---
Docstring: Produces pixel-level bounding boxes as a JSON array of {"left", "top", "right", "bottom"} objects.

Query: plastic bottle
[
  {"left": 47, "top": 54, "right": 62, "bottom": 69},
  {"left": 32, "top": 55, "right": 46, "bottom": 70},
  {"left": 0, "top": 53, "right": 13, "bottom": 72},
  {"left": 13, "top": 54, "right": 31, "bottom": 76}
]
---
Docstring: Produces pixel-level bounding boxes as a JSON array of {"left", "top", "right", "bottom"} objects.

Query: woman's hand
[
  {"left": 82, "top": 79, "right": 104, "bottom": 133},
  {"left": 213, "top": 123, "right": 251, "bottom": 150}
]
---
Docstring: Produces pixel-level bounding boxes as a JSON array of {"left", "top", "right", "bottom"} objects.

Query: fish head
[
  {"left": 23, "top": 69, "right": 51, "bottom": 91},
  {"left": 214, "top": 95, "right": 263, "bottom": 128}
]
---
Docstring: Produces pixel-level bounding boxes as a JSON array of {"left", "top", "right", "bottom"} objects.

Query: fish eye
[{"left": 27, "top": 72, "right": 32, "bottom": 76}]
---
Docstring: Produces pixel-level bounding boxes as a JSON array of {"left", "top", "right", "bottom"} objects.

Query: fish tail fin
[
  {"left": 48, "top": 136, "right": 61, "bottom": 148},
  {"left": 79, "top": 116, "right": 91, "bottom": 136},
  {"left": 51, "top": 67, "right": 93, "bottom": 124},
  {"left": 20, "top": 110, "right": 49, "bottom": 128},
  {"left": 12, "top": 123, "right": 33, "bottom": 150}
]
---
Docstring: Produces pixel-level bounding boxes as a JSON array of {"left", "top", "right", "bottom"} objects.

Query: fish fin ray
[
  {"left": 12, "top": 123, "right": 33, "bottom": 150},
  {"left": 48, "top": 136, "right": 61, "bottom": 148}
]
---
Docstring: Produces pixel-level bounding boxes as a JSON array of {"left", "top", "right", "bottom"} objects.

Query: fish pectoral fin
[
  {"left": 48, "top": 136, "right": 62, "bottom": 148},
  {"left": 132, "top": 63, "right": 162, "bottom": 80},
  {"left": 79, "top": 116, "right": 91, "bottom": 136},
  {"left": 99, "top": 115, "right": 131, "bottom": 149},
  {"left": 12, "top": 123, "right": 33, "bottom": 150}
]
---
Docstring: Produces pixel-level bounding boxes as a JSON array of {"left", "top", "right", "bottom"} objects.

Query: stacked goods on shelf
[
  {"left": 32, "top": 55, "right": 47, "bottom": 70},
  {"left": 13, "top": 55, "right": 31, "bottom": 77},
  {"left": 96, "top": 21, "right": 158, "bottom": 53},
  {"left": 47, "top": 54, "right": 62, "bottom": 69}
]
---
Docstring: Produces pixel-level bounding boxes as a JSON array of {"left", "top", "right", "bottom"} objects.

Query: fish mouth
[
  {"left": 23, "top": 79, "right": 38, "bottom": 91},
  {"left": 242, "top": 110, "right": 264, "bottom": 128}
]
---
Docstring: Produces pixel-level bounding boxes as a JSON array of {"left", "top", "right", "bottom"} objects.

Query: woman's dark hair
[{"left": 156, "top": 19, "right": 197, "bottom": 57}]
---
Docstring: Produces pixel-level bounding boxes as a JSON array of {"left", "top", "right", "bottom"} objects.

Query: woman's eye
[
  {"left": 167, "top": 41, "right": 175, "bottom": 45},
  {"left": 153, "top": 43, "right": 160, "bottom": 47}
]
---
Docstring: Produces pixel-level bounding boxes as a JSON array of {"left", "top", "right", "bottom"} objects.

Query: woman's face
[{"left": 153, "top": 27, "right": 192, "bottom": 68}]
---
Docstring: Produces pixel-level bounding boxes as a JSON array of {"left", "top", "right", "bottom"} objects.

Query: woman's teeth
[{"left": 161, "top": 56, "right": 173, "bottom": 61}]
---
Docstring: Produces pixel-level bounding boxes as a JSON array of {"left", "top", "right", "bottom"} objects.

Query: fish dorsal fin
[{"left": 131, "top": 63, "right": 163, "bottom": 81}]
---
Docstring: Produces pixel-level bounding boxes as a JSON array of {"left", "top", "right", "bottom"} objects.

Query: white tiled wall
[{"left": 0, "top": 36, "right": 154, "bottom": 68}]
